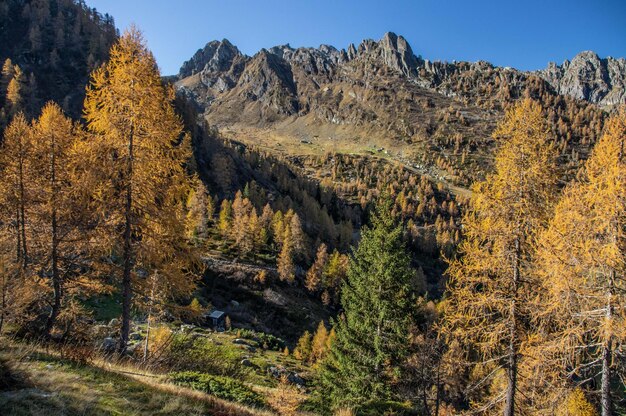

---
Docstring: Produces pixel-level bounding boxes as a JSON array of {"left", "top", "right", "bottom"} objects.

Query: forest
[{"left": 0, "top": 1, "right": 625, "bottom": 416}]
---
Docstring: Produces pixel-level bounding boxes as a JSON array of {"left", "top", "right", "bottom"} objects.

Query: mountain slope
[{"left": 0, "top": 0, "right": 117, "bottom": 118}]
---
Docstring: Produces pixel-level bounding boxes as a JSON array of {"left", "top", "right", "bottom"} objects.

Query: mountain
[{"left": 176, "top": 32, "right": 613, "bottom": 186}]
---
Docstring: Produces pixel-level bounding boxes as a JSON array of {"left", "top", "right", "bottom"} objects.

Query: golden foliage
[
  {"left": 533, "top": 110, "right": 626, "bottom": 411},
  {"left": 267, "top": 374, "right": 305, "bottom": 416},
  {"left": 444, "top": 99, "right": 559, "bottom": 412}
]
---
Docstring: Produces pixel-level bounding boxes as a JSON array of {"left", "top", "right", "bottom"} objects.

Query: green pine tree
[{"left": 318, "top": 196, "right": 418, "bottom": 410}]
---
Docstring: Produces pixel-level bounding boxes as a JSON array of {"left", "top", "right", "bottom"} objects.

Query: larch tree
[
  {"left": 218, "top": 199, "right": 232, "bottom": 238},
  {"left": 443, "top": 99, "right": 559, "bottom": 416},
  {"left": 318, "top": 196, "right": 417, "bottom": 410},
  {"left": 277, "top": 226, "right": 295, "bottom": 282},
  {"left": 0, "top": 113, "right": 31, "bottom": 268},
  {"left": 32, "top": 103, "right": 75, "bottom": 336},
  {"left": 534, "top": 111, "right": 626, "bottom": 416},
  {"left": 29, "top": 102, "right": 92, "bottom": 336},
  {"left": 83, "top": 27, "right": 196, "bottom": 354},
  {"left": 6, "top": 65, "right": 24, "bottom": 116},
  {"left": 306, "top": 243, "right": 328, "bottom": 292},
  {"left": 185, "top": 179, "right": 211, "bottom": 243}
]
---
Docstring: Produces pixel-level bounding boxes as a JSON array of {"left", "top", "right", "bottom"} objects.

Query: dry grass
[{"left": 0, "top": 340, "right": 275, "bottom": 416}]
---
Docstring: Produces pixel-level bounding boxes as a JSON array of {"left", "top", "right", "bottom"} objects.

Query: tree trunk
[
  {"left": 45, "top": 138, "right": 61, "bottom": 338},
  {"left": 601, "top": 270, "right": 614, "bottom": 416},
  {"left": 0, "top": 273, "right": 6, "bottom": 335},
  {"left": 601, "top": 340, "right": 612, "bottom": 416},
  {"left": 504, "top": 340, "right": 518, "bottom": 416},
  {"left": 119, "top": 120, "right": 134, "bottom": 355},
  {"left": 15, "top": 206, "right": 21, "bottom": 263},
  {"left": 504, "top": 237, "right": 520, "bottom": 416},
  {"left": 19, "top": 149, "right": 27, "bottom": 269}
]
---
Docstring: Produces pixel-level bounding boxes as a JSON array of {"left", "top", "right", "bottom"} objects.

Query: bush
[
  {"left": 354, "top": 400, "right": 419, "bottom": 416},
  {"left": 169, "top": 371, "right": 265, "bottom": 407},
  {"left": 163, "top": 334, "right": 245, "bottom": 378},
  {"left": 237, "top": 329, "right": 285, "bottom": 351}
]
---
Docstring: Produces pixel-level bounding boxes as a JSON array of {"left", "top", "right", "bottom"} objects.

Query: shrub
[
  {"left": 237, "top": 329, "right": 285, "bottom": 351},
  {"left": 354, "top": 400, "right": 419, "bottom": 416},
  {"left": 164, "top": 334, "right": 244, "bottom": 377},
  {"left": 169, "top": 371, "right": 265, "bottom": 407}
]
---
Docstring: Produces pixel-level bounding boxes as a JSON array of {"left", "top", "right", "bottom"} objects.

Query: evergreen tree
[{"left": 318, "top": 196, "right": 417, "bottom": 410}]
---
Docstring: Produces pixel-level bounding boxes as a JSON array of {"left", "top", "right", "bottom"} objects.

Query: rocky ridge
[
  {"left": 536, "top": 51, "right": 626, "bottom": 106},
  {"left": 177, "top": 32, "right": 625, "bottom": 112}
]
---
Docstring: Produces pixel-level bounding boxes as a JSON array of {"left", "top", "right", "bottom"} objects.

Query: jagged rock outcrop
[
  {"left": 537, "top": 51, "right": 626, "bottom": 106},
  {"left": 371, "top": 32, "right": 421, "bottom": 77},
  {"left": 234, "top": 50, "right": 299, "bottom": 114},
  {"left": 179, "top": 39, "right": 244, "bottom": 79}
]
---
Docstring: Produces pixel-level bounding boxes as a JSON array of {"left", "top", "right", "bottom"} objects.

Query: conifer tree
[
  {"left": 318, "top": 196, "right": 417, "bottom": 409},
  {"left": 185, "top": 179, "right": 211, "bottom": 243},
  {"left": 306, "top": 243, "right": 328, "bottom": 292},
  {"left": 310, "top": 320, "right": 329, "bottom": 364},
  {"left": 6, "top": 65, "right": 24, "bottom": 116},
  {"left": 277, "top": 227, "right": 295, "bottom": 282},
  {"left": 83, "top": 28, "right": 195, "bottom": 354},
  {"left": 29, "top": 102, "right": 82, "bottom": 336},
  {"left": 444, "top": 99, "right": 559, "bottom": 416},
  {"left": 218, "top": 199, "right": 232, "bottom": 238},
  {"left": 0, "top": 113, "right": 31, "bottom": 268},
  {"left": 535, "top": 111, "right": 626, "bottom": 416},
  {"left": 1, "top": 58, "right": 14, "bottom": 100},
  {"left": 294, "top": 330, "right": 312, "bottom": 362}
]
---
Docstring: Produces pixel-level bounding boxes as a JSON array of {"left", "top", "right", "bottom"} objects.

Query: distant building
[{"left": 206, "top": 309, "right": 226, "bottom": 330}]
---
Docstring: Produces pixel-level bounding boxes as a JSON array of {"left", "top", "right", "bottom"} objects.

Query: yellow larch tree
[
  {"left": 534, "top": 110, "right": 626, "bottom": 416},
  {"left": 444, "top": 99, "right": 559, "bottom": 416},
  {"left": 83, "top": 27, "right": 196, "bottom": 354},
  {"left": 0, "top": 113, "right": 32, "bottom": 268},
  {"left": 29, "top": 102, "right": 91, "bottom": 336}
]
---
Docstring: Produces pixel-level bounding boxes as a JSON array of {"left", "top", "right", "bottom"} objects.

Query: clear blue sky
[{"left": 87, "top": 0, "right": 626, "bottom": 76}]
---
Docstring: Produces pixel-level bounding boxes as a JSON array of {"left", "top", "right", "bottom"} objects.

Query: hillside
[{"left": 0, "top": 0, "right": 117, "bottom": 122}]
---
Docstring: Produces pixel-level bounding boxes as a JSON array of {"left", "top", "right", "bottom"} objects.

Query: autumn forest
[{"left": 0, "top": 1, "right": 625, "bottom": 415}]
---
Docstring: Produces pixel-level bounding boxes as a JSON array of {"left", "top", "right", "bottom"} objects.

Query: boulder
[{"left": 101, "top": 337, "right": 116, "bottom": 353}]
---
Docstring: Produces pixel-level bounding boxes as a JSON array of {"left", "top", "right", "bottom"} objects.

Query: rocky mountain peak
[
  {"left": 375, "top": 32, "right": 420, "bottom": 77},
  {"left": 537, "top": 50, "right": 626, "bottom": 106},
  {"left": 179, "top": 39, "right": 244, "bottom": 79}
]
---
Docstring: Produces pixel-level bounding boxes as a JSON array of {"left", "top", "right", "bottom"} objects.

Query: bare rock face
[
  {"left": 537, "top": 51, "right": 626, "bottom": 106},
  {"left": 235, "top": 50, "right": 299, "bottom": 114},
  {"left": 179, "top": 39, "right": 243, "bottom": 79},
  {"left": 375, "top": 32, "right": 420, "bottom": 77}
]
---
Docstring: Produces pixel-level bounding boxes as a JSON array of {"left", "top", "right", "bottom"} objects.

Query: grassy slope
[{"left": 0, "top": 342, "right": 274, "bottom": 416}]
